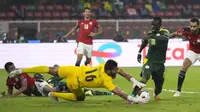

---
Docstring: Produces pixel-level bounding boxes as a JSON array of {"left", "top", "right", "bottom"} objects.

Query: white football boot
[
  {"left": 173, "top": 91, "right": 181, "bottom": 97},
  {"left": 48, "top": 92, "right": 60, "bottom": 102}
]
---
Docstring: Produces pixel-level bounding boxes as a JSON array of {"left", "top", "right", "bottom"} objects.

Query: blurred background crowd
[{"left": 0, "top": 0, "right": 197, "bottom": 43}]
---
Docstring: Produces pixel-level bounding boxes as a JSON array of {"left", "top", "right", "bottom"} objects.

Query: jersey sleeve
[
  {"left": 19, "top": 73, "right": 28, "bottom": 80},
  {"left": 161, "top": 29, "right": 170, "bottom": 39},
  {"left": 103, "top": 79, "right": 116, "bottom": 91}
]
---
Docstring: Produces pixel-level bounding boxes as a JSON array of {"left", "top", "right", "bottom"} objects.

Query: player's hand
[
  {"left": 137, "top": 53, "right": 142, "bottom": 63},
  {"left": 88, "top": 32, "right": 96, "bottom": 37},
  {"left": 133, "top": 81, "right": 146, "bottom": 88},
  {"left": 130, "top": 78, "right": 146, "bottom": 88}
]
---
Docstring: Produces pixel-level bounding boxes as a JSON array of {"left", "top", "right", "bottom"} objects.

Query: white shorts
[
  {"left": 77, "top": 42, "right": 93, "bottom": 58},
  {"left": 186, "top": 50, "right": 200, "bottom": 64},
  {"left": 35, "top": 80, "right": 52, "bottom": 96}
]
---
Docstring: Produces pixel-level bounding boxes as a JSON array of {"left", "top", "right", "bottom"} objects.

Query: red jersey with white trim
[
  {"left": 78, "top": 19, "right": 99, "bottom": 45},
  {"left": 6, "top": 73, "right": 35, "bottom": 92},
  {"left": 177, "top": 28, "right": 200, "bottom": 53}
]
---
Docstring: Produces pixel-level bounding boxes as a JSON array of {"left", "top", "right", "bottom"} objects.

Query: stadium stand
[
  {"left": 0, "top": 0, "right": 199, "bottom": 42},
  {"left": 0, "top": 0, "right": 199, "bottom": 20}
]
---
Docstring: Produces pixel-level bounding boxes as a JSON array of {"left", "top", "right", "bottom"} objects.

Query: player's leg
[
  {"left": 49, "top": 77, "right": 85, "bottom": 101},
  {"left": 9, "top": 66, "right": 59, "bottom": 78},
  {"left": 174, "top": 50, "right": 197, "bottom": 97},
  {"left": 85, "top": 57, "right": 91, "bottom": 66},
  {"left": 34, "top": 80, "right": 55, "bottom": 96},
  {"left": 132, "top": 63, "right": 152, "bottom": 96},
  {"left": 152, "top": 63, "right": 165, "bottom": 100},
  {"left": 49, "top": 88, "right": 85, "bottom": 101},
  {"left": 84, "top": 88, "right": 113, "bottom": 96},
  {"left": 84, "top": 44, "right": 93, "bottom": 66},
  {"left": 76, "top": 42, "right": 85, "bottom": 66}
]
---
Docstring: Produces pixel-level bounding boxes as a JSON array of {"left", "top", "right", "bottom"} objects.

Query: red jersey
[
  {"left": 6, "top": 73, "right": 35, "bottom": 95},
  {"left": 177, "top": 28, "right": 200, "bottom": 53},
  {"left": 78, "top": 19, "right": 99, "bottom": 45}
]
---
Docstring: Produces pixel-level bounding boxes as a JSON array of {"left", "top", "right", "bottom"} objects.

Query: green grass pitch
[{"left": 0, "top": 67, "right": 200, "bottom": 112}]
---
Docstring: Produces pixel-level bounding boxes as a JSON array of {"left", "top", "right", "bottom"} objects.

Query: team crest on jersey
[
  {"left": 81, "top": 22, "right": 84, "bottom": 24},
  {"left": 89, "top": 22, "right": 92, "bottom": 25},
  {"left": 145, "top": 65, "right": 150, "bottom": 69}
]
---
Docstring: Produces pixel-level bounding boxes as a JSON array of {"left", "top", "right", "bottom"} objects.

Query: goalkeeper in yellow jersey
[{"left": 9, "top": 59, "right": 146, "bottom": 103}]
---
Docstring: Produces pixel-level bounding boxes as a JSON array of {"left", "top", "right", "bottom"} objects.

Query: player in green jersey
[{"left": 132, "top": 17, "right": 169, "bottom": 100}]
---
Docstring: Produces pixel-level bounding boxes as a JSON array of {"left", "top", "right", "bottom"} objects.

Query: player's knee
[
  {"left": 49, "top": 67, "right": 58, "bottom": 76},
  {"left": 182, "top": 58, "right": 192, "bottom": 71},
  {"left": 76, "top": 95, "right": 85, "bottom": 101},
  {"left": 142, "top": 74, "right": 150, "bottom": 83}
]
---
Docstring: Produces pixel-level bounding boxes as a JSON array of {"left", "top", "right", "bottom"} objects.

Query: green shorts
[{"left": 142, "top": 62, "right": 165, "bottom": 80}]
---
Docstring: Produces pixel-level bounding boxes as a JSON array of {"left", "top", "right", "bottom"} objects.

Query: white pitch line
[{"left": 145, "top": 88, "right": 200, "bottom": 94}]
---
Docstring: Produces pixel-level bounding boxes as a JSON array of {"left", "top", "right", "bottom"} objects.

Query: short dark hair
[
  {"left": 53, "top": 64, "right": 59, "bottom": 67},
  {"left": 84, "top": 7, "right": 91, "bottom": 12},
  {"left": 190, "top": 18, "right": 199, "bottom": 25},
  {"left": 34, "top": 73, "right": 45, "bottom": 80},
  {"left": 104, "top": 59, "right": 118, "bottom": 71},
  {"left": 4, "top": 62, "right": 14, "bottom": 71},
  {"left": 153, "top": 17, "right": 162, "bottom": 24}
]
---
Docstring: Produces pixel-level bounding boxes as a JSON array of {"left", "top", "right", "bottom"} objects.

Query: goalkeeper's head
[
  {"left": 104, "top": 59, "right": 119, "bottom": 79},
  {"left": 4, "top": 62, "right": 15, "bottom": 73}
]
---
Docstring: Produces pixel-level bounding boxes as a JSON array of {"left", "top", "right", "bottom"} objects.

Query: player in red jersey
[
  {"left": 62, "top": 7, "right": 102, "bottom": 66},
  {"left": 4, "top": 62, "right": 54, "bottom": 97},
  {"left": 170, "top": 18, "right": 200, "bottom": 97}
]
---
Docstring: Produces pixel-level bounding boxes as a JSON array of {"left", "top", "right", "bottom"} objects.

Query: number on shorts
[
  {"left": 85, "top": 68, "right": 97, "bottom": 82},
  {"left": 84, "top": 24, "right": 89, "bottom": 29}
]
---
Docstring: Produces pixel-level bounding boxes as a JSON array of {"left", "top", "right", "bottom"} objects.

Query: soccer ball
[{"left": 136, "top": 90, "right": 150, "bottom": 104}]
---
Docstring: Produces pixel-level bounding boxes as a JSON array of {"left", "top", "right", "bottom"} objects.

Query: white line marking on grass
[{"left": 145, "top": 88, "right": 200, "bottom": 94}]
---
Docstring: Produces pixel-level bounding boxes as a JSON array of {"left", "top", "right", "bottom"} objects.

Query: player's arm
[
  {"left": 12, "top": 76, "right": 28, "bottom": 97},
  {"left": 89, "top": 21, "right": 103, "bottom": 37},
  {"left": 118, "top": 68, "right": 146, "bottom": 88},
  {"left": 136, "top": 37, "right": 148, "bottom": 63},
  {"left": 138, "top": 38, "right": 148, "bottom": 53},
  {"left": 118, "top": 68, "right": 133, "bottom": 81},
  {"left": 62, "top": 22, "right": 80, "bottom": 38},
  {"left": 111, "top": 87, "right": 138, "bottom": 103},
  {"left": 170, "top": 32, "right": 177, "bottom": 38},
  {"left": 94, "top": 24, "right": 103, "bottom": 36},
  {"left": 104, "top": 81, "right": 139, "bottom": 102},
  {"left": 7, "top": 84, "right": 13, "bottom": 96},
  {"left": 170, "top": 28, "right": 189, "bottom": 38}
]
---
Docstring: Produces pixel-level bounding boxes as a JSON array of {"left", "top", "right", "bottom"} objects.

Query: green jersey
[{"left": 146, "top": 28, "right": 169, "bottom": 63}]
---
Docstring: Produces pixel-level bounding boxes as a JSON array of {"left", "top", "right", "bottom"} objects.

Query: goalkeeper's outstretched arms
[
  {"left": 111, "top": 87, "right": 139, "bottom": 103},
  {"left": 117, "top": 68, "right": 146, "bottom": 88}
]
